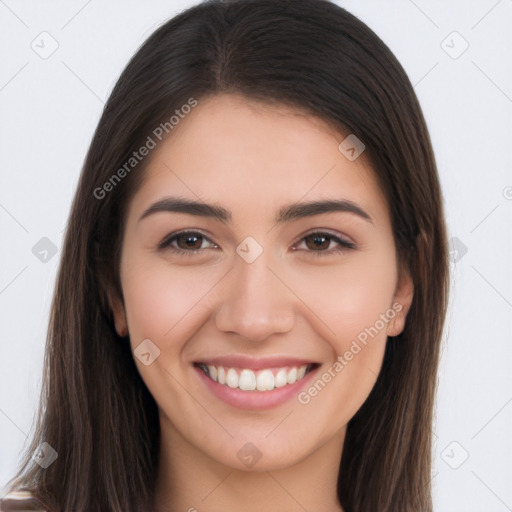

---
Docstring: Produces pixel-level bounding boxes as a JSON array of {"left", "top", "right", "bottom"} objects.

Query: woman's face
[{"left": 113, "top": 93, "right": 413, "bottom": 471}]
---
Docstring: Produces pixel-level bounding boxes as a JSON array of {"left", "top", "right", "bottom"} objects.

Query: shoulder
[{"left": 1, "top": 491, "right": 48, "bottom": 511}]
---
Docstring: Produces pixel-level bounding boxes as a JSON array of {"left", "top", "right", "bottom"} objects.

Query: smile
[
  {"left": 193, "top": 355, "right": 321, "bottom": 410},
  {"left": 195, "top": 363, "right": 315, "bottom": 391}
]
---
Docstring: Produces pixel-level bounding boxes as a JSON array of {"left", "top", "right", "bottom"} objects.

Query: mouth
[
  {"left": 194, "top": 362, "right": 319, "bottom": 392},
  {"left": 192, "top": 355, "right": 322, "bottom": 409}
]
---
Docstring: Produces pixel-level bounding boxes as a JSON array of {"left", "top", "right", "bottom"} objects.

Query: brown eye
[
  {"left": 175, "top": 233, "right": 203, "bottom": 250},
  {"left": 304, "top": 233, "right": 331, "bottom": 251},
  {"left": 294, "top": 231, "right": 356, "bottom": 256},
  {"left": 159, "top": 231, "right": 218, "bottom": 254}
]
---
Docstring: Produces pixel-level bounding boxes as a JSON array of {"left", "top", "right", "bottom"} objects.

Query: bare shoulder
[{"left": 0, "top": 491, "right": 48, "bottom": 511}]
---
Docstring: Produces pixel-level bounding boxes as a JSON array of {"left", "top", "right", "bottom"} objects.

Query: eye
[
  {"left": 293, "top": 231, "right": 356, "bottom": 256},
  {"left": 158, "top": 231, "right": 218, "bottom": 255},
  {"left": 158, "top": 230, "right": 355, "bottom": 257}
]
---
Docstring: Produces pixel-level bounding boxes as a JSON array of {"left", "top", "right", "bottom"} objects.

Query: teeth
[
  {"left": 226, "top": 368, "right": 238, "bottom": 388},
  {"left": 208, "top": 365, "right": 218, "bottom": 381},
  {"left": 287, "top": 367, "right": 297, "bottom": 384},
  {"left": 256, "top": 369, "right": 274, "bottom": 391},
  {"left": 199, "top": 363, "right": 311, "bottom": 392},
  {"left": 274, "top": 369, "right": 288, "bottom": 388},
  {"left": 239, "top": 369, "right": 256, "bottom": 391}
]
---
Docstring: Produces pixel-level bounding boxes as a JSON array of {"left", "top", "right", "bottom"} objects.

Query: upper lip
[{"left": 194, "top": 355, "right": 319, "bottom": 370}]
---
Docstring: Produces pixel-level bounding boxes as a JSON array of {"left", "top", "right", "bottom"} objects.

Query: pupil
[
  {"left": 179, "top": 234, "right": 201, "bottom": 249},
  {"left": 307, "top": 234, "right": 329, "bottom": 250}
]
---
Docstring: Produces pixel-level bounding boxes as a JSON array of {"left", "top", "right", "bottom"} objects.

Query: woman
[{"left": 3, "top": 0, "right": 449, "bottom": 510}]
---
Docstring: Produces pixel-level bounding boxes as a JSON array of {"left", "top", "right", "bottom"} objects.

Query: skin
[{"left": 111, "top": 94, "right": 414, "bottom": 512}]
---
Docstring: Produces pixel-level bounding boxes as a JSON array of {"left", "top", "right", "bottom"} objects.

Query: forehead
[{"left": 127, "top": 94, "right": 389, "bottom": 226}]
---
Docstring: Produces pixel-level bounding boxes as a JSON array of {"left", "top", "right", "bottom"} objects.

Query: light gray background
[{"left": 1, "top": 1, "right": 511, "bottom": 510}]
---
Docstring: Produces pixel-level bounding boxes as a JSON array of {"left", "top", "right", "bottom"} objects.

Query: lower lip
[{"left": 194, "top": 365, "right": 319, "bottom": 410}]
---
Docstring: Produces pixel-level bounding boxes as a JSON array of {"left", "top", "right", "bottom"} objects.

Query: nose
[{"left": 214, "top": 253, "right": 295, "bottom": 343}]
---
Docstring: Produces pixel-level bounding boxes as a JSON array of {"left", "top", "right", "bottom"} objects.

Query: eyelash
[{"left": 158, "top": 230, "right": 356, "bottom": 257}]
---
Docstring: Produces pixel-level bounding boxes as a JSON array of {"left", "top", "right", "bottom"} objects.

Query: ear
[
  {"left": 386, "top": 268, "right": 414, "bottom": 337},
  {"left": 108, "top": 289, "right": 128, "bottom": 338}
]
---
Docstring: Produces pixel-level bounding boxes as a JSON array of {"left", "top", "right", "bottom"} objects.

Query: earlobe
[
  {"left": 386, "top": 269, "right": 414, "bottom": 337},
  {"left": 114, "top": 315, "right": 128, "bottom": 338},
  {"left": 108, "top": 291, "right": 128, "bottom": 338}
]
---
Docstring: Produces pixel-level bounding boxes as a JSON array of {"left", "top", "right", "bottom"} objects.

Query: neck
[{"left": 153, "top": 416, "right": 346, "bottom": 512}]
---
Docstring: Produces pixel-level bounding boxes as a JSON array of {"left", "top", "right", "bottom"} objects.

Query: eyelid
[
  {"left": 158, "top": 228, "right": 357, "bottom": 255},
  {"left": 291, "top": 229, "right": 356, "bottom": 253},
  {"left": 158, "top": 229, "right": 218, "bottom": 252},
  {"left": 295, "top": 228, "right": 355, "bottom": 245}
]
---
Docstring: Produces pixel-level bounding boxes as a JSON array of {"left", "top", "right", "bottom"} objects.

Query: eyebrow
[{"left": 138, "top": 197, "right": 373, "bottom": 224}]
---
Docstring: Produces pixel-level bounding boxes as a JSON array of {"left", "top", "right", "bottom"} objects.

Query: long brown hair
[{"left": 6, "top": 0, "right": 449, "bottom": 510}]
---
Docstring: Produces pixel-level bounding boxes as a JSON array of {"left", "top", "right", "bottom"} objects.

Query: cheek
[
  {"left": 119, "top": 257, "right": 226, "bottom": 410},
  {"left": 287, "top": 251, "right": 397, "bottom": 420},
  {"left": 287, "top": 250, "right": 398, "bottom": 344},
  {"left": 120, "top": 255, "right": 224, "bottom": 344}
]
